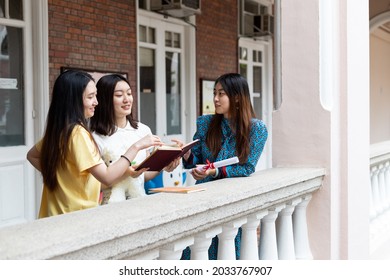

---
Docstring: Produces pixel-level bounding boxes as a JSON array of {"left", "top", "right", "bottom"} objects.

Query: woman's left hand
[{"left": 127, "top": 165, "right": 148, "bottom": 177}]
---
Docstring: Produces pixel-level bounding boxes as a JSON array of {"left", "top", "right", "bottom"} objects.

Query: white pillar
[
  {"left": 277, "top": 198, "right": 301, "bottom": 260},
  {"left": 190, "top": 227, "right": 222, "bottom": 260},
  {"left": 259, "top": 205, "right": 284, "bottom": 260},
  {"left": 159, "top": 237, "right": 194, "bottom": 260},
  {"left": 217, "top": 218, "right": 246, "bottom": 260},
  {"left": 293, "top": 195, "right": 313, "bottom": 260},
  {"left": 241, "top": 210, "right": 268, "bottom": 260}
]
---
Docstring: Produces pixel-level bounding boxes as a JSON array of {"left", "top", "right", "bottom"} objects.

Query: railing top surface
[
  {"left": 0, "top": 167, "right": 325, "bottom": 259},
  {"left": 371, "top": 141, "right": 390, "bottom": 160}
]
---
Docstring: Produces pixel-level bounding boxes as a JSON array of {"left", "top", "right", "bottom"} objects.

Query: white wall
[
  {"left": 273, "top": 0, "right": 370, "bottom": 259},
  {"left": 273, "top": 0, "right": 332, "bottom": 259},
  {"left": 370, "top": 30, "right": 390, "bottom": 144}
]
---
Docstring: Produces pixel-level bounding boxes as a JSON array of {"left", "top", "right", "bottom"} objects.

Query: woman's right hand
[
  {"left": 171, "top": 139, "right": 191, "bottom": 161},
  {"left": 136, "top": 134, "right": 163, "bottom": 150},
  {"left": 190, "top": 166, "right": 215, "bottom": 181}
]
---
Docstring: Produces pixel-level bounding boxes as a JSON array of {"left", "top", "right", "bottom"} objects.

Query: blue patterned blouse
[{"left": 183, "top": 114, "right": 268, "bottom": 184}]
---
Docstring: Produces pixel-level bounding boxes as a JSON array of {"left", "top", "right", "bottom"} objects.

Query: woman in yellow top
[{"left": 27, "top": 70, "right": 163, "bottom": 218}]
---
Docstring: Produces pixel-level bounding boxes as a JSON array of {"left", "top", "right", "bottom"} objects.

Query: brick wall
[
  {"left": 196, "top": 0, "right": 239, "bottom": 115},
  {"left": 48, "top": 0, "right": 138, "bottom": 115},
  {"left": 47, "top": 0, "right": 240, "bottom": 118}
]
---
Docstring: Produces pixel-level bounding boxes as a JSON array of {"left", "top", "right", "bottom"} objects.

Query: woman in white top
[{"left": 90, "top": 74, "right": 180, "bottom": 204}]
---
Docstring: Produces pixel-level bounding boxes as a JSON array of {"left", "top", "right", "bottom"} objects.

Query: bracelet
[
  {"left": 211, "top": 167, "right": 219, "bottom": 178},
  {"left": 120, "top": 155, "right": 132, "bottom": 166}
]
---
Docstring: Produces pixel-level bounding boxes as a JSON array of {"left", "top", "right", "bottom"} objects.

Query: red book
[{"left": 135, "top": 139, "right": 200, "bottom": 172}]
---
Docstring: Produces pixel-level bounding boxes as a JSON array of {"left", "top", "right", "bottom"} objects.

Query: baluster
[
  {"left": 217, "top": 218, "right": 247, "bottom": 260},
  {"left": 370, "top": 166, "right": 377, "bottom": 220},
  {"left": 378, "top": 164, "right": 387, "bottom": 214},
  {"left": 259, "top": 205, "right": 284, "bottom": 260},
  {"left": 384, "top": 161, "right": 390, "bottom": 209},
  {"left": 276, "top": 198, "right": 301, "bottom": 260},
  {"left": 190, "top": 227, "right": 222, "bottom": 260},
  {"left": 371, "top": 166, "right": 381, "bottom": 218},
  {"left": 159, "top": 237, "right": 194, "bottom": 260},
  {"left": 292, "top": 195, "right": 313, "bottom": 260},
  {"left": 241, "top": 210, "right": 268, "bottom": 260}
]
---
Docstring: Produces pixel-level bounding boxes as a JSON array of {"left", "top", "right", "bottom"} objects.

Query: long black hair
[
  {"left": 41, "top": 70, "right": 95, "bottom": 191},
  {"left": 206, "top": 73, "right": 256, "bottom": 163},
  {"left": 90, "top": 74, "right": 138, "bottom": 136}
]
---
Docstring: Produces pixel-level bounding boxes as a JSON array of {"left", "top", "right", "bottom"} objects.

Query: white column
[
  {"left": 292, "top": 195, "right": 313, "bottom": 260},
  {"left": 217, "top": 218, "right": 247, "bottom": 260},
  {"left": 240, "top": 210, "right": 268, "bottom": 260},
  {"left": 276, "top": 198, "right": 301, "bottom": 260},
  {"left": 190, "top": 227, "right": 222, "bottom": 260},
  {"left": 259, "top": 205, "right": 284, "bottom": 260},
  {"left": 159, "top": 237, "right": 194, "bottom": 260}
]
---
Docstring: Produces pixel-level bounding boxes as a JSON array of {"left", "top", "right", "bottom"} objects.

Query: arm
[
  {"left": 89, "top": 134, "right": 163, "bottom": 186},
  {"left": 27, "top": 145, "right": 41, "bottom": 172}
]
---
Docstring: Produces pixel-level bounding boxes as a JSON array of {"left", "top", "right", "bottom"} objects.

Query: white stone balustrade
[
  {"left": 0, "top": 167, "right": 324, "bottom": 260},
  {"left": 370, "top": 141, "right": 390, "bottom": 258}
]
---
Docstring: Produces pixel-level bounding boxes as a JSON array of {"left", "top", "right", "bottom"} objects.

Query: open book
[
  {"left": 148, "top": 187, "right": 206, "bottom": 194},
  {"left": 135, "top": 139, "right": 200, "bottom": 172}
]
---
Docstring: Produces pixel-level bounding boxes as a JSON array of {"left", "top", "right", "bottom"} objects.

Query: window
[
  {"left": 0, "top": 0, "right": 25, "bottom": 146},
  {"left": 138, "top": 15, "right": 185, "bottom": 140},
  {"left": 240, "top": 0, "right": 273, "bottom": 37}
]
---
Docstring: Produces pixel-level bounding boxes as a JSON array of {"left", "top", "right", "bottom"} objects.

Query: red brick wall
[
  {"left": 48, "top": 0, "right": 138, "bottom": 114},
  {"left": 47, "top": 0, "right": 240, "bottom": 117},
  {"left": 196, "top": 0, "right": 239, "bottom": 115}
]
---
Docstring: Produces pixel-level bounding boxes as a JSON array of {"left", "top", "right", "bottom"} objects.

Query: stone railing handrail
[
  {"left": 0, "top": 167, "right": 325, "bottom": 260},
  {"left": 370, "top": 140, "right": 390, "bottom": 165}
]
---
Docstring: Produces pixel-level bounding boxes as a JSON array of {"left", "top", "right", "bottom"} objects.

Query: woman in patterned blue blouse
[{"left": 180, "top": 72, "right": 268, "bottom": 260}]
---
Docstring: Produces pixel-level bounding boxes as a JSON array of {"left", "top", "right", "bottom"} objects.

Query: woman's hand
[
  {"left": 171, "top": 139, "right": 191, "bottom": 161},
  {"left": 135, "top": 134, "right": 163, "bottom": 151},
  {"left": 126, "top": 165, "right": 149, "bottom": 178},
  {"left": 163, "top": 157, "right": 181, "bottom": 172},
  {"left": 190, "top": 166, "right": 216, "bottom": 181}
]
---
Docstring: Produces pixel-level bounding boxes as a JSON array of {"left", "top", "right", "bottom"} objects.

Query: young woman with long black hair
[{"left": 27, "top": 70, "right": 163, "bottom": 218}]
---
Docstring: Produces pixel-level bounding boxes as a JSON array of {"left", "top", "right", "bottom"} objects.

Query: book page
[{"left": 149, "top": 187, "right": 206, "bottom": 193}]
